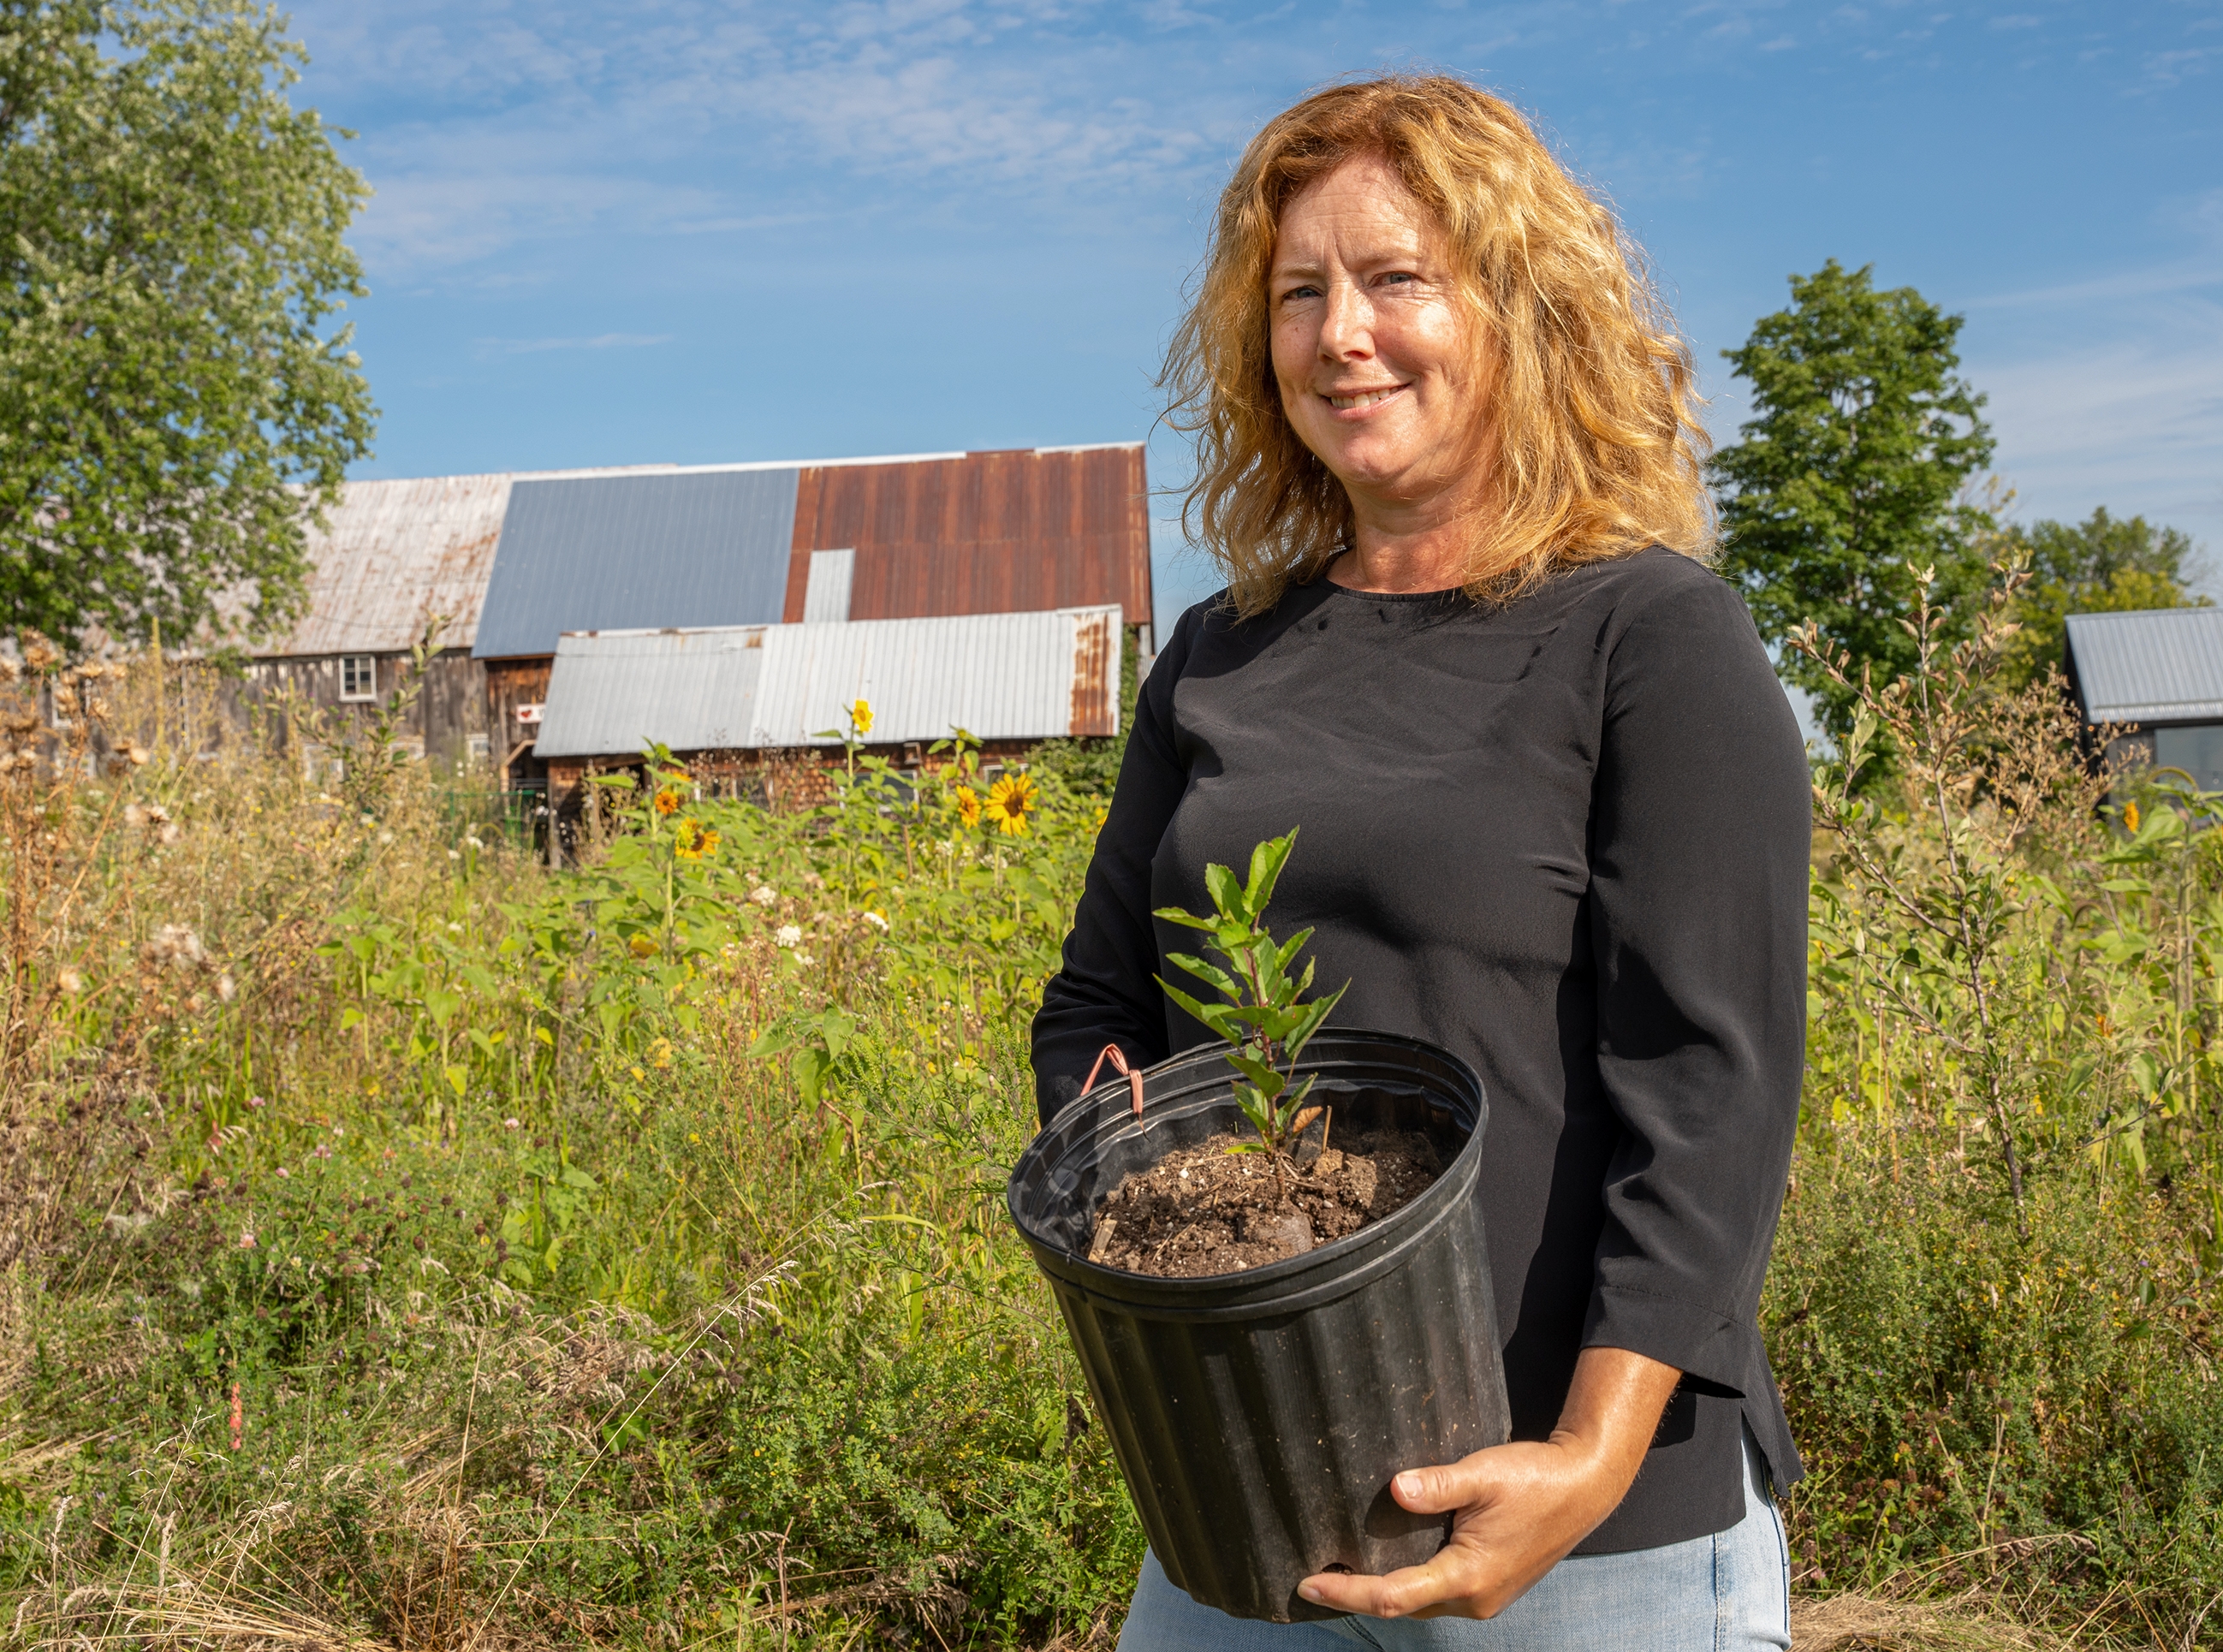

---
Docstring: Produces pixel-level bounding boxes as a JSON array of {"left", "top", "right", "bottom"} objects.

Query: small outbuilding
[{"left": 2065, "top": 607, "right": 2223, "bottom": 791}]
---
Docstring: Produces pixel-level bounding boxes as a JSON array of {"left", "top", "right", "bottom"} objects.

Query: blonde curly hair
[{"left": 1162, "top": 75, "right": 1715, "bottom": 616}]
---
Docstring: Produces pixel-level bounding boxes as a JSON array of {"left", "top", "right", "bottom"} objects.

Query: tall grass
[{"left": 0, "top": 597, "right": 2215, "bottom": 1650}]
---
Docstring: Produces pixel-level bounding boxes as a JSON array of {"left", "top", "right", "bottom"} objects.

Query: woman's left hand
[{"left": 1295, "top": 1346, "right": 1683, "bottom": 1620}]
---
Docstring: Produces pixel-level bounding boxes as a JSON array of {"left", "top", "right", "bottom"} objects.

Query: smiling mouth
[{"left": 1324, "top": 385, "right": 1406, "bottom": 411}]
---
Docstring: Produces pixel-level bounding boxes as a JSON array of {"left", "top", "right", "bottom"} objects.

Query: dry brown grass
[{"left": 1793, "top": 1591, "right": 2075, "bottom": 1651}]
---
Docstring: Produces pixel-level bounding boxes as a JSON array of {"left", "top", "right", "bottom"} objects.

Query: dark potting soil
[{"left": 1086, "top": 1129, "right": 1441, "bottom": 1277}]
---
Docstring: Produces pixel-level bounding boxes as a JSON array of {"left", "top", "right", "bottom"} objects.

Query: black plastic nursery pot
[{"left": 1007, "top": 1029, "right": 1510, "bottom": 1624}]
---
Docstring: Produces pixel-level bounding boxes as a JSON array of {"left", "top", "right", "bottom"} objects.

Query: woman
[{"left": 1031, "top": 77, "right": 1809, "bottom": 1649}]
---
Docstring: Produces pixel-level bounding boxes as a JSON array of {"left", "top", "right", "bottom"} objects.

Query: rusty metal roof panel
[
  {"left": 277, "top": 472, "right": 515, "bottom": 654},
  {"left": 2067, "top": 608, "right": 2223, "bottom": 723},
  {"left": 532, "top": 627, "right": 769, "bottom": 759},
  {"left": 473, "top": 468, "right": 801, "bottom": 659},
  {"left": 534, "top": 606, "right": 1120, "bottom": 758},
  {"left": 786, "top": 446, "right": 1150, "bottom": 627}
]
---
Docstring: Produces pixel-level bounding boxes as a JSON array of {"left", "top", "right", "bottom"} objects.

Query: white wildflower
[
  {"left": 447, "top": 849, "right": 461, "bottom": 862},
  {"left": 378, "top": 831, "right": 394, "bottom": 846},
  {"left": 775, "top": 924, "right": 802, "bottom": 948},
  {"left": 143, "top": 924, "right": 205, "bottom": 971},
  {"left": 750, "top": 886, "right": 778, "bottom": 906},
  {"left": 239, "top": 1230, "right": 256, "bottom": 1249},
  {"left": 217, "top": 974, "right": 236, "bottom": 1003},
  {"left": 504, "top": 1117, "right": 521, "bottom": 1130},
  {"left": 862, "top": 910, "right": 889, "bottom": 932}
]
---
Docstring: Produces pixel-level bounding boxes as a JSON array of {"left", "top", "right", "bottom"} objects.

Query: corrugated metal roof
[
  {"left": 265, "top": 444, "right": 1147, "bottom": 661},
  {"left": 265, "top": 461, "right": 687, "bottom": 657},
  {"left": 472, "top": 469, "right": 800, "bottom": 659},
  {"left": 2067, "top": 608, "right": 2223, "bottom": 724},
  {"left": 532, "top": 606, "right": 1121, "bottom": 758},
  {"left": 530, "top": 627, "right": 768, "bottom": 758},
  {"left": 279, "top": 472, "right": 514, "bottom": 654},
  {"left": 784, "top": 447, "right": 1150, "bottom": 627}
]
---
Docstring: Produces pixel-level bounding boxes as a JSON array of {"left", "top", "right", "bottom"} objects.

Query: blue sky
[{"left": 287, "top": 0, "right": 2223, "bottom": 634}]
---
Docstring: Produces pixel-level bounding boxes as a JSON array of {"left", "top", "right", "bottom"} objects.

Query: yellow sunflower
[
  {"left": 653, "top": 787, "right": 681, "bottom": 817},
  {"left": 954, "top": 785, "right": 982, "bottom": 828},
  {"left": 981, "top": 772, "right": 1037, "bottom": 837},
  {"left": 674, "top": 818, "right": 720, "bottom": 859},
  {"left": 850, "top": 698, "right": 874, "bottom": 736}
]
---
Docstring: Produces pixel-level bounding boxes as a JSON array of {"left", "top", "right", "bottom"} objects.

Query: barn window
[{"left": 340, "top": 655, "right": 377, "bottom": 701}]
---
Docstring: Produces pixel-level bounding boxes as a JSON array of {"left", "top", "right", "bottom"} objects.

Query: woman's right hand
[{"left": 1294, "top": 1346, "right": 1683, "bottom": 1620}]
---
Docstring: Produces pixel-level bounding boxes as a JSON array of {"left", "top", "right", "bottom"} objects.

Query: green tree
[
  {"left": 0, "top": 0, "right": 376, "bottom": 648},
  {"left": 1997, "top": 508, "right": 2209, "bottom": 688},
  {"left": 1712, "top": 260, "right": 1994, "bottom": 739}
]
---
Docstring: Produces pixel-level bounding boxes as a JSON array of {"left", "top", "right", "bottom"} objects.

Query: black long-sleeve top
[{"left": 1031, "top": 546, "right": 1810, "bottom": 1554}]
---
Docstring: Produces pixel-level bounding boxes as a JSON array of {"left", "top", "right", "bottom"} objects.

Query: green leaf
[
  {"left": 1243, "top": 830, "right": 1296, "bottom": 918},
  {"left": 1225, "top": 1049, "right": 1286, "bottom": 1098},
  {"left": 1283, "top": 983, "right": 1349, "bottom": 1061},
  {"left": 1204, "top": 862, "right": 1242, "bottom": 920},
  {"left": 1150, "top": 906, "right": 1219, "bottom": 933},
  {"left": 1166, "top": 951, "right": 1243, "bottom": 1001},
  {"left": 1158, "top": 978, "right": 1244, "bottom": 1041},
  {"left": 817, "top": 1009, "right": 857, "bottom": 1061}
]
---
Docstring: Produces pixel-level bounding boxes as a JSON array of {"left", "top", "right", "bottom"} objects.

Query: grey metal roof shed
[{"left": 2065, "top": 609, "right": 2223, "bottom": 726}]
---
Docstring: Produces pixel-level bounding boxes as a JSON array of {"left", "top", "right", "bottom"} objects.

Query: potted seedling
[
  {"left": 1008, "top": 831, "right": 1510, "bottom": 1623},
  {"left": 1156, "top": 830, "right": 1346, "bottom": 1206}
]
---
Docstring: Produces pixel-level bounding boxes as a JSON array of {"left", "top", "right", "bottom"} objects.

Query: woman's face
[{"left": 1269, "top": 156, "right": 1483, "bottom": 520}]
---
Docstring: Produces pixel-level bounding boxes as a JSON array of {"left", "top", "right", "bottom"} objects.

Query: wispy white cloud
[
  {"left": 1969, "top": 261, "right": 2223, "bottom": 310},
  {"left": 2143, "top": 46, "right": 2213, "bottom": 86},
  {"left": 478, "top": 332, "right": 676, "bottom": 356},
  {"left": 1974, "top": 297, "right": 2223, "bottom": 561}
]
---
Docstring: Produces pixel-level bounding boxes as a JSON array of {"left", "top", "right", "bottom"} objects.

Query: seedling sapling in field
[{"left": 1155, "top": 829, "right": 1348, "bottom": 1197}]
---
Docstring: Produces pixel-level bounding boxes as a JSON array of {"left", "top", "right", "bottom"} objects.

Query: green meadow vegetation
[{"left": 0, "top": 586, "right": 2218, "bottom": 1650}]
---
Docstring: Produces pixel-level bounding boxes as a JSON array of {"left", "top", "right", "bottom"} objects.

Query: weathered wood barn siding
[{"left": 242, "top": 650, "right": 491, "bottom": 765}]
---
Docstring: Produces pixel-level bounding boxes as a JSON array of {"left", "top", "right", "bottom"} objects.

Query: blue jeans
[{"left": 1117, "top": 1426, "right": 1791, "bottom": 1651}]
